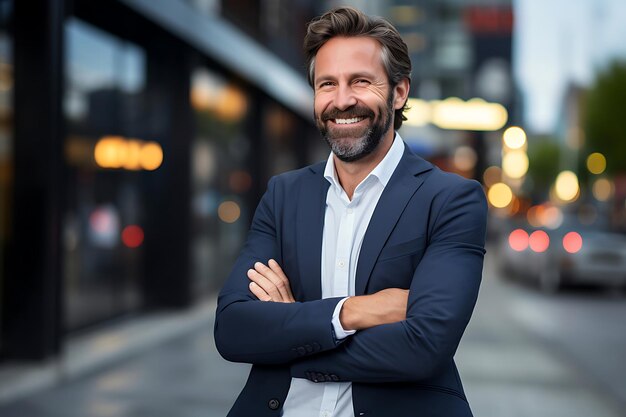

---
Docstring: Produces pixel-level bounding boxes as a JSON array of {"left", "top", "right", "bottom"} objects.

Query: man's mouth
[{"left": 333, "top": 117, "right": 366, "bottom": 125}]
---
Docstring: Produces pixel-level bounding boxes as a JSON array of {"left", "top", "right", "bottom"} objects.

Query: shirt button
[
  {"left": 322, "top": 411, "right": 331, "bottom": 417},
  {"left": 337, "top": 260, "right": 345, "bottom": 268},
  {"left": 347, "top": 208, "right": 353, "bottom": 214}
]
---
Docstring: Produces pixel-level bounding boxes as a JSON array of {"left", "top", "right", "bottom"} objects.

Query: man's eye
[
  {"left": 355, "top": 79, "right": 370, "bottom": 85},
  {"left": 319, "top": 81, "right": 334, "bottom": 88}
]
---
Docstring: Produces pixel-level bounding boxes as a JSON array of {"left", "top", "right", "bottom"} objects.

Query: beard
[{"left": 316, "top": 93, "right": 394, "bottom": 163}]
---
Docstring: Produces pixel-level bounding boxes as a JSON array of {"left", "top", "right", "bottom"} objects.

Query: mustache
[{"left": 321, "top": 105, "right": 375, "bottom": 121}]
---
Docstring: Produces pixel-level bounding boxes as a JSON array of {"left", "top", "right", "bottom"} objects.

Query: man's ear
[{"left": 392, "top": 78, "right": 410, "bottom": 110}]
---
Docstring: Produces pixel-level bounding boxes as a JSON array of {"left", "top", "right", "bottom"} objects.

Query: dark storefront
[{"left": 0, "top": 0, "right": 318, "bottom": 361}]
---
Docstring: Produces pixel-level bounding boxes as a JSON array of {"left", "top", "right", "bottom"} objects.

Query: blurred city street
[
  {"left": 2, "top": 1, "right": 626, "bottom": 416},
  {"left": 0, "top": 248, "right": 624, "bottom": 417}
]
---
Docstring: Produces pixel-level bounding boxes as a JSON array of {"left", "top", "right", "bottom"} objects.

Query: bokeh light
[
  {"left": 122, "top": 225, "right": 144, "bottom": 248},
  {"left": 218, "top": 201, "right": 241, "bottom": 223},
  {"left": 404, "top": 97, "right": 508, "bottom": 130},
  {"left": 140, "top": 143, "right": 164, "bottom": 171},
  {"left": 404, "top": 98, "right": 431, "bottom": 127},
  {"left": 122, "top": 140, "right": 142, "bottom": 170},
  {"left": 541, "top": 206, "right": 563, "bottom": 229},
  {"left": 453, "top": 146, "right": 478, "bottom": 172},
  {"left": 431, "top": 97, "right": 508, "bottom": 131},
  {"left": 95, "top": 136, "right": 163, "bottom": 171},
  {"left": 509, "top": 229, "right": 529, "bottom": 252},
  {"left": 562, "top": 232, "right": 583, "bottom": 254},
  {"left": 554, "top": 171, "right": 579, "bottom": 202},
  {"left": 529, "top": 230, "right": 550, "bottom": 253},
  {"left": 586, "top": 152, "right": 606, "bottom": 175},
  {"left": 94, "top": 136, "right": 126, "bottom": 169},
  {"left": 483, "top": 166, "right": 502, "bottom": 188},
  {"left": 488, "top": 183, "right": 513, "bottom": 208},
  {"left": 502, "top": 150, "right": 529, "bottom": 179},
  {"left": 592, "top": 178, "right": 614, "bottom": 202},
  {"left": 503, "top": 126, "right": 527, "bottom": 149}
]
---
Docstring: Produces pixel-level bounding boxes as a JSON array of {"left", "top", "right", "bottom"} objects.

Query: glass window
[
  {"left": 190, "top": 67, "right": 251, "bottom": 294},
  {"left": 63, "top": 18, "right": 148, "bottom": 331}
]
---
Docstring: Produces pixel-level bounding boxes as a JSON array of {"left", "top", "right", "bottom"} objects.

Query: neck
[{"left": 334, "top": 130, "right": 395, "bottom": 200}]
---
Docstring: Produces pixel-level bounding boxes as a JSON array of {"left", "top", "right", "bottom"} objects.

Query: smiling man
[{"left": 215, "top": 7, "right": 487, "bottom": 417}]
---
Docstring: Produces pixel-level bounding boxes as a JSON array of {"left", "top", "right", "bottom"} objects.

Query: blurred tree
[
  {"left": 584, "top": 61, "right": 626, "bottom": 175},
  {"left": 527, "top": 136, "right": 560, "bottom": 195}
]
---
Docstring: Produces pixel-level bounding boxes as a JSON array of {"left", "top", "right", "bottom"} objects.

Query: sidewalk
[{"left": 0, "top": 254, "right": 623, "bottom": 416}]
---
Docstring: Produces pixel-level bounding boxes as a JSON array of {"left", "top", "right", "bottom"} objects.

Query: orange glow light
[
  {"left": 562, "top": 232, "right": 583, "bottom": 254},
  {"left": 122, "top": 225, "right": 144, "bottom": 248},
  {"left": 218, "top": 201, "right": 241, "bottom": 223},
  {"left": 508, "top": 229, "right": 529, "bottom": 252},
  {"left": 95, "top": 137, "right": 163, "bottom": 171},
  {"left": 529, "top": 230, "right": 550, "bottom": 253},
  {"left": 139, "top": 142, "right": 164, "bottom": 171}
]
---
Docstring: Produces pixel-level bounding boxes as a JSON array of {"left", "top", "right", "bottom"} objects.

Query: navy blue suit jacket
[{"left": 215, "top": 143, "right": 487, "bottom": 416}]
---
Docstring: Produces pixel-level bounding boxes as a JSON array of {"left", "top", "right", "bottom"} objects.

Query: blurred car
[{"left": 497, "top": 215, "right": 626, "bottom": 293}]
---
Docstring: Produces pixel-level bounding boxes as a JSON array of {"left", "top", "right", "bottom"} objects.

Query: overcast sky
[{"left": 513, "top": 0, "right": 626, "bottom": 133}]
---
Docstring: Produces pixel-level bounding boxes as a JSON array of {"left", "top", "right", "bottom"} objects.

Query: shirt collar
[{"left": 323, "top": 132, "right": 405, "bottom": 190}]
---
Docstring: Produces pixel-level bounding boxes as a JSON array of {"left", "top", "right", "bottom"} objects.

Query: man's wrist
[
  {"left": 339, "top": 296, "right": 364, "bottom": 331},
  {"left": 332, "top": 297, "right": 356, "bottom": 340}
]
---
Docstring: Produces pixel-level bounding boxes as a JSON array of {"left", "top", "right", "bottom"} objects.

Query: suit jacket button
[
  {"left": 268, "top": 398, "right": 280, "bottom": 410},
  {"left": 297, "top": 346, "right": 306, "bottom": 355}
]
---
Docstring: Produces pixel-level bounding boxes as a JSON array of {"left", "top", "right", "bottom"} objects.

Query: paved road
[
  {"left": 0, "top": 249, "right": 624, "bottom": 416},
  {"left": 457, "top": 247, "right": 626, "bottom": 417}
]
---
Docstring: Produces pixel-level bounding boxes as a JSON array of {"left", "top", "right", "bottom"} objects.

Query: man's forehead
[{"left": 314, "top": 36, "right": 384, "bottom": 78}]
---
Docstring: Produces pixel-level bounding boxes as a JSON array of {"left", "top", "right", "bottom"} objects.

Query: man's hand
[
  {"left": 247, "top": 259, "right": 295, "bottom": 303},
  {"left": 340, "top": 288, "right": 409, "bottom": 331}
]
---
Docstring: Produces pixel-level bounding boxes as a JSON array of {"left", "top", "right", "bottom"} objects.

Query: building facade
[{"left": 0, "top": 0, "right": 321, "bottom": 361}]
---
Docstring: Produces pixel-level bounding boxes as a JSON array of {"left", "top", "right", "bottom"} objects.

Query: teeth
[{"left": 335, "top": 117, "right": 364, "bottom": 125}]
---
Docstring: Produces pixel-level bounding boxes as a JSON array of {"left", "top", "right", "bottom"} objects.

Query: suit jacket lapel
[
  {"left": 296, "top": 163, "right": 329, "bottom": 301},
  {"left": 355, "top": 147, "right": 432, "bottom": 295}
]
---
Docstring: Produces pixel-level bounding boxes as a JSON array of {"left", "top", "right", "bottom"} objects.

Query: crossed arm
[
  {"left": 214, "top": 176, "right": 486, "bottom": 382},
  {"left": 247, "top": 259, "right": 408, "bottom": 331}
]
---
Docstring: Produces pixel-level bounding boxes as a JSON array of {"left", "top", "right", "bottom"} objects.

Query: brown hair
[{"left": 304, "top": 7, "right": 412, "bottom": 129}]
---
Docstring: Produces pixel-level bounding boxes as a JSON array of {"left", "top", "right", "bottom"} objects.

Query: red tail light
[
  {"left": 509, "top": 229, "right": 529, "bottom": 251},
  {"left": 529, "top": 230, "right": 550, "bottom": 252},
  {"left": 563, "top": 231, "right": 583, "bottom": 253}
]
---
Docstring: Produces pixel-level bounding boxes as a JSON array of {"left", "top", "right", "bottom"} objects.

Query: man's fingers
[
  {"left": 247, "top": 267, "right": 283, "bottom": 301},
  {"left": 249, "top": 282, "right": 272, "bottom": 301},
  {"left": 268, "top": 259, "right": 295, "bottom": 302},
  {"left": 254, "top": 261, "right": 291, "bottom": 302}
]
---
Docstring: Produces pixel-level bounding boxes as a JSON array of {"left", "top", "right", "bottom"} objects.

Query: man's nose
[{"left": 333, "top": 84, "right": 358, "bottom": 111}]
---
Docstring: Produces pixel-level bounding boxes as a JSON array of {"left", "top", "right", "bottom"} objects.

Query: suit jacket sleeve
[
  {"left": 214, "top": 176, "right": 344, "bottom": 365},
  {"left": 290, "top": 179, "right": 487, "bottom": 383}
]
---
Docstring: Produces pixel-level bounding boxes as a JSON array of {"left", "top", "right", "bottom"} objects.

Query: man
[{"left": 215, "top": 6, "right": 487, "bottom": 417}]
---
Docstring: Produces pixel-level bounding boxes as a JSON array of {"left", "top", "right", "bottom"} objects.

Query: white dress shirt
[{"left": 281, "top": 134, "right": 405, "bottom": 417}]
